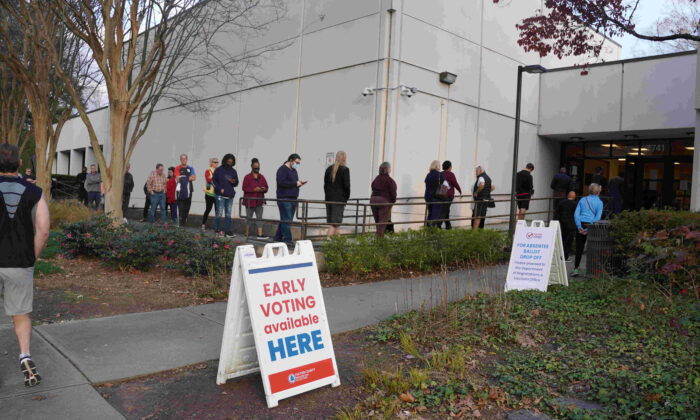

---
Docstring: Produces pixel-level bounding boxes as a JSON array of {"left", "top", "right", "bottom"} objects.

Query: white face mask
[{"left": 292, "top": 162, "right": 300, "bottom": 170}]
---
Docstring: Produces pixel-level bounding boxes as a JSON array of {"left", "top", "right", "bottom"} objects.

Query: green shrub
[
  {"left": 49, "top": 199, "right": 100, "bottom": 228},
  {"left": 60, "top": 216, "right": 237, "bottom": 276},
  {"left": 35, "top": 260, "right": 63, "bottom": 276},
  {"left": 611, "top": 210, "right": 699, "bottom": 295},
  {"left": 322, "top": 228, "right": 507, "bottom": 274}
]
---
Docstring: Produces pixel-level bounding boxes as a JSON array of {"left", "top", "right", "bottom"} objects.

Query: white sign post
[
  {"left": 217, "top": 241, "right": 340, "bottom": 408},
  {"left": 505, "top": 220, "right": 568, "bottom": 292}
]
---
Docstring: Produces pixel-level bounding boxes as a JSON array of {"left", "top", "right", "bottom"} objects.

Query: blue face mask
[{"left": 292, "top": 162, "right": 300, "bottom": 170}]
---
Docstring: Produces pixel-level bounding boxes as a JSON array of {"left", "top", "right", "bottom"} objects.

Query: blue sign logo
[{"left": 288, "top": 374, "right": 296, "bottom": 384}]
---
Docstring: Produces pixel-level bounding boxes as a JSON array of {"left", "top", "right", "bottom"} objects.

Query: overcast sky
[{"left": 612, "top": 1, "right": 677, "bottom": 59}]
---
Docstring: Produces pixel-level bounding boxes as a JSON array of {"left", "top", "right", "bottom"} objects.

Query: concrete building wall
[{"left": 56, "top": 0, "right": 622, "bottom": 226}]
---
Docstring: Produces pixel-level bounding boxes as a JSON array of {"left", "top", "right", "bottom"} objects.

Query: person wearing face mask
[
  {"left": 201, "top": 157, "right": 219, "bottom": 231},
  {"left": 274, "top": 153, "right": 306, "bottom": 245},
  {"left": 212, "top": 153, "right": 238, "bottom": 237},
  {"left": 242, "top": 158, "right": 269, "bottom": 239}
]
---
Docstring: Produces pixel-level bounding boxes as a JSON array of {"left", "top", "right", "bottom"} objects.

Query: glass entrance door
[
  {"left": 630, "top": 157, "right": 693, "bottom": 210},
  {"left": 638, "top": 161, "right": 664, "bottom": 209}
]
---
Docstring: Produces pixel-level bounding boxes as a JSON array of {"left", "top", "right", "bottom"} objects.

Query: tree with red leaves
[{"left": 495, "top": 0, "right": 700, "bottom": 58}]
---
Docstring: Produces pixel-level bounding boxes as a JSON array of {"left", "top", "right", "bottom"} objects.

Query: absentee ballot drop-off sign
[
  {"left": 505, "top": 220, "right": 567, "bottom": 292},
  {"left": 217, "top": 241, "right": 340, "bottom": 408}
]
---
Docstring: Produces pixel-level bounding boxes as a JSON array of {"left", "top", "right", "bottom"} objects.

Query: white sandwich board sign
[
  {"left": 217, "top": 241, "right": 340, "bottom": 408},
  {"left": 505, "top": 220, "right": 568, "bottom": 292}
]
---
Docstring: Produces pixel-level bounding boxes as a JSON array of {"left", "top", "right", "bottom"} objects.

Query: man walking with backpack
[{"left": 0, "top": 144, "right": 50, "bottom": 387}]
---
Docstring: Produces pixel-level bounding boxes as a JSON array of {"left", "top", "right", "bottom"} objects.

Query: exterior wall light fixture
[
  {"left": 439, "top": 71, "right": 457, "bottom": 85},
  {"left": 399, "top": 85, "right": 417, "bottom": 97}
]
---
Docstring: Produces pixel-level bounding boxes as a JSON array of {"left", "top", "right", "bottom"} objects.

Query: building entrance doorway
[{"left": 562, "top": 138, "right": 694, "bottom": 211}]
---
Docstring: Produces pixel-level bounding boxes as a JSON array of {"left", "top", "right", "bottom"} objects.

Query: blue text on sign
[{"left": 267, "top": 329, "right": 325, "bottom": 361}]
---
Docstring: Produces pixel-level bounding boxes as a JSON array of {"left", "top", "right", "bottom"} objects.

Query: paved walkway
[{"left": 0, "top": 259, "right": 582, "bottom": 419}]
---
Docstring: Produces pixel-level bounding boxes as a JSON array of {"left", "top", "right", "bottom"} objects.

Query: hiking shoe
[
  {"left": 570, "top": 268, "right": 580, "bottom": 277},
  {"left": 19, "top": 356, "right": 41, "bottom": 387}
]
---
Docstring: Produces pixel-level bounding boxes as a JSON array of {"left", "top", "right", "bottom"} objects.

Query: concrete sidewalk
[{"left": 0, "top": 261, "right": 569, "bottom": 418}]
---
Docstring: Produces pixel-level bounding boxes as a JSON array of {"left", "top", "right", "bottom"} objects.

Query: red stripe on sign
[{"left": 268, "top": 358, "right": 335, "bottom": 394}]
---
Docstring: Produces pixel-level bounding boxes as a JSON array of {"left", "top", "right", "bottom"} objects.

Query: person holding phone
[
  {"left": 212, "top": 153, "right": 238, "bottom": 237},
  {"left": 274, "top": 153, "right": 306, "bottom": 245}
]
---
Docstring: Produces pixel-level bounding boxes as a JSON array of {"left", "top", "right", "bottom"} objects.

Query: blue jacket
[
  {"left": 212, "top": 165, "right": 238, "bottom": 198},
  {"left": 574, "top": 195, "right": 603, "bottom": 230},
  {"left": 424, "top": 170, "right": 442, "bottom": 202},
  {"left": 276, "top": 164, "right": 299, "bottom": 199}
]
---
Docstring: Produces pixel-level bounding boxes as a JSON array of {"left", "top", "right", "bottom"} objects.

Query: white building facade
[{"left": 63, "top": 0, "right": 700, "bottom": 229}]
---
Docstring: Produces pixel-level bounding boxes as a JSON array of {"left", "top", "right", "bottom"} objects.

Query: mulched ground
[{"left": 96, "top": 329, "right": 387, "bottom": 420}]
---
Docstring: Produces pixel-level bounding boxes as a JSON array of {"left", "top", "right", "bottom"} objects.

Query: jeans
[
  {"left": 149, "top": 192, "right": 166, "bottom": 223},
  {"left": 167, "top": 202, "right": 178, "bottom": 222},
  {"left": 87, "top": 191, "right": 101, "bottom": 209},
  {"left": 215, "top": 195, "right": 233, "bottom": 233},
  {"left": 274, "top": 200, "right": 297, "bottom": 243}
]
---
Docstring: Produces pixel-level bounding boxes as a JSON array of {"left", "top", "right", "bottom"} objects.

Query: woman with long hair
[
  {"left": 201, "top": 157, "right": 219, "bottom": 231},
  {"left": 323, "top": 151, "right": 350, "bottom": 237}
]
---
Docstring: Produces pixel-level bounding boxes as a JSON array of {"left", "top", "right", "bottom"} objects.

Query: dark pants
[
  {"left": 274, "top": 200, "right": 297, "bottom": 243},
  {"left": 574, "top": 222, "right": 591, "bottom": 269},
  {"left": 167, "top": 202, "right": 178, "bottom": 222},
  {"left": 439, "top": 200, "right": 453, "bottom": 229},
  {"left": 474, "top": 201, "right": 488, "bottom": 229},
  {"left": 202, "top": 195, "right": 215, "bottom": 226},
  {"left": 122, "top": 194, "right": 130, "bottom": 217},
  {"left": 561, "top": 227, "right": 575, "bottom": 260},
  {"left": 78, "top": 189, "right": 88, "bottom": 205},
  {"left": 426, "top": 202, "right": 443, "bottom": 228},
  {"left": 142, "top": 195, "right": 151, "bottom": 220},
  {"left": 87, "top": 191, "right": 101, "bottom": 209},
  {"left": 370, "top": 196, "right": 392, "bottom": 237},
  {"left": 177, "top": 198, "right": 192, "bottom": 225},
  {"left": 611, "top": 193, "right": 623, "bottom": 215}
]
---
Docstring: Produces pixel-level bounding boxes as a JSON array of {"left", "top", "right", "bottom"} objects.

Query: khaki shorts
[{"left": 0, "top": 267, "right": 34, "bottom": 316}]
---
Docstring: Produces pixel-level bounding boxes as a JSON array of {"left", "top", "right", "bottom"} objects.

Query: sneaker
[
  {"left": 225, "top": 232, "right": 235, "bottom": 238},
  {"left": 122, "top": 217, "right": 128, "bottom": 224},
  {"left": 201, "top": 224, "right": 206, "bottom": 231},
  {"left": 564, "top": 257, "right": 572, "bottom": 263},
  {"left": 257, "top": 236, "right": 269, "bottom": 240},
  {"left": 570, "top": 268, "right": 580, "bottom": 277},
  {"left": 19, "top": 356, "right": 41, "bottom": 387}
]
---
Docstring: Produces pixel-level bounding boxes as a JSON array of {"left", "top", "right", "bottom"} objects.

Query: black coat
[
  {"left": 324, "top": 165, "right": 350, "bottom": 202},
  {"left": 555, "top": 199, "right": 578, "bottom": 231},
  {"left": 123, "top": 172, "right": 134, "bottom": 194}
]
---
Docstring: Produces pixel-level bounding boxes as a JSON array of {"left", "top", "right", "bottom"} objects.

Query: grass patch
[
  {"left": 48, "top": 199, "right": 100, "bottom": 228},
  {"left": 40, "top": 231, "right": 62, "bottom": 259},
  {"left": 35, "top": 260, "right": 63, "bottom": 276},
  {"left": 344, "top": 277, "right": 699, "bottom": 419}
]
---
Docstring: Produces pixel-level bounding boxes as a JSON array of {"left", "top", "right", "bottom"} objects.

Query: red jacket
[
  {"left": 242, "top": 172, "right": 268, "bottom": 207},
  {"left": 443, "top": 170, "right": 462, "bottom": 199},
  {"left": 166, "top": 177, "right": 177, "bottom": 204}
]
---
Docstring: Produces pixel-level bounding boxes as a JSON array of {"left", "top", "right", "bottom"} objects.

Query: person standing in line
[
  {"left": 370, "top": 162, "right": 397, "bottom": 237},
  {"left": 140, "top": 181, "right": 151, "bottom": 222},
  {"left": 22, "top": 168, "right": 36, "bottom": 184},
  {"left": 165, "top": 167, "right": 178, "bottom": 224},
  {"left": 608, "top": 173, "right": 625, "bottom": 215},
  {"left": 274, "top": 154, "right": 306, "bottom": 245},
  {"left": 323, "top": 151, "right": 350, "bottom": 237},
  {"left": 0, "top": 144, "right": 50, "bottom": 387},
  {"left": 122, "top": 164, "right": 134, "bottom": 222},
  {"left": 591, "top": 167, "right": 607, "bottom": 192},
  {"left": 84, "top": 164, "right": 102, "bottom": 210},
  {"left": 571, "top": 183, "right": 603, "bottom": 277},
  {"left": 76, "top": 166, "right": 88, "bottom": 205},
  {"left": 515, "top": 163, "right": 534, "bottom": 220},
  {"left": 472, "top": 166, "right": 494, "bottom": 230},
  {"left": 212, "top": 153, "right": 238, "bottom": 237},
  {"left": 439, "top": 160, "right": 462, "bottom": 229},
  {"left": 174, "top": 154, "right": 196, "bottom": 226},
  {"left": 146, "top": 163, "right": 167, "bottom": 223},
  {"left": 201, "top": 157, "right": 219, "bottom": 231},
  {"left": 554, "top": 191, "right": 578, "bottom": 262},
  {"left": 550, "top": 167, "right": 572, "bottom": 211},
  {"left": 424, "top": 160, "right": 444, "bottom": 228},
  {"left": 242, "top": 158, "right": 269, "bottom": 239}
]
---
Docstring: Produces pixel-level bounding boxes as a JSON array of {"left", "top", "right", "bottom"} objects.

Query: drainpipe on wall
[
  {"left": 378, "top": 1, "right": 396, "bottom": 165},
  {"left": 692, "top": 52, "right": 700, "bottom": 211}
]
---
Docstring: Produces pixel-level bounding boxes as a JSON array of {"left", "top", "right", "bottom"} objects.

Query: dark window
[
  {"left": 564, "top": 143, "right": 583, "bottom": 158},
  {"left": 585, "top": 142, "right": 611, "bottom": 158},
  {"left": 671, "top": 139, "right": 694, "bottom": 157}
]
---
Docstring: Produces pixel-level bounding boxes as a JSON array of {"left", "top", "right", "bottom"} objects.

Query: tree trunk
[
  {"left": 32, "top": 112, "right": 52, "bottom": 200},
  {"left": 105, "top": 103, "right": 128, "bottom": 222}
]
